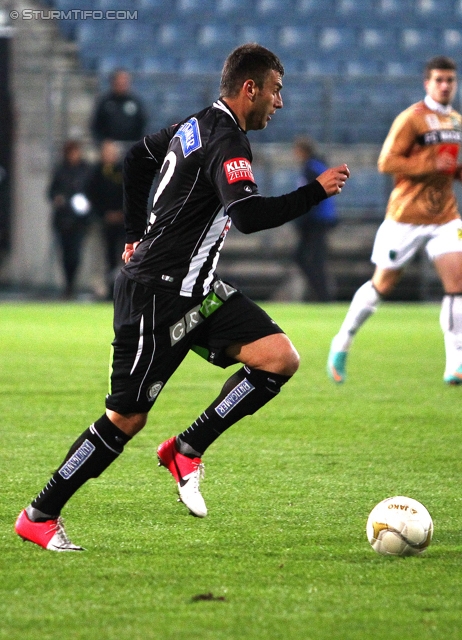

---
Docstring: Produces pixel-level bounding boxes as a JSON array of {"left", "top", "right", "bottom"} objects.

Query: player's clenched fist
[
  {"left": 122, "top": 241, "right": 140, "bottom": 264},
  {"left": 316, "top": 164, "right": 350, "bottom": 197}
]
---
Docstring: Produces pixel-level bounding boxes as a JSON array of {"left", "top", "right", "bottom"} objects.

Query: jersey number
[{"left": 147, "top": 150, "right": 177, "bottom": 230}]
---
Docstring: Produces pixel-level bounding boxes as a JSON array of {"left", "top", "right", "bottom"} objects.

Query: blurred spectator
[
  {"left": 48, "top": 140, "right": 92, "bottom": 299},
  {"left": 90, "top": 69, "right": 147, "bottom": 147},
  {"left": 0, "top": 82, "right": 13, "bottom": 264},
  {"left": 85, "top": 140, "right": 125, "bottom": 298},
  {"left": 292, "top": 136, "right": 338, "bottom": 302}
]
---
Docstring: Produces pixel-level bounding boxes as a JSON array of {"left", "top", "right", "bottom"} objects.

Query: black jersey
[
  {"left": 123, "top": 100, "right": 260, "bottom": 297},
  {"left": 122, "top": 99, "right": 328, "bottom": 298}
]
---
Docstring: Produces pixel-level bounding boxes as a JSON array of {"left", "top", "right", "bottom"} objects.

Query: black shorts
[{"left": 106, "top": 272, "right": 284, "bottom": 414}]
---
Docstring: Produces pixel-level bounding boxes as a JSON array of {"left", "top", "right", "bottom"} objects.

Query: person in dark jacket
[
  {"left": 85, "top": 140, "right": 125, "bottom": 298},
  {"left": 90, "top": 70, "right": 147, "bottom": 146},
  {"left": 293, "top": 136, "right": 338, "bottom": 302},
  {"left": 48, "top": 140, "right": 92, "bottom": 298}
]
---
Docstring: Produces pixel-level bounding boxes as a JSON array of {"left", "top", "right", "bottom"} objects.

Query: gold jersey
[{"left": 378, "top": 100, "right": 462, "bottom": 225}]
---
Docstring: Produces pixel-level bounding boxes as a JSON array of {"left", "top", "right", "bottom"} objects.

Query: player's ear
[{"left": 244, "top": 79, "right": 257, "bottom": 101}]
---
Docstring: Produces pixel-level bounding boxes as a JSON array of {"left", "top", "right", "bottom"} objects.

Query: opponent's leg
[
  {"left": 434, "top": 252, "right": 462, "bottom": 384},
  {"left": 327, "top": 280, "right": 382, "bottom": 383},
  {"left": 15, "top": 414, "right": 134, "bottom": 551},
  {"left": 440, "top": 294, "right": 462, "bottom": 384},
  {"left": 327, "top": 267, "right": 403, "bottom": 383}
]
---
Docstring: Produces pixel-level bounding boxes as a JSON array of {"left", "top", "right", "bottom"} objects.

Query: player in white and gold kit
[{"left": 328, "top": 56, "right": 462, "bottom": 385}]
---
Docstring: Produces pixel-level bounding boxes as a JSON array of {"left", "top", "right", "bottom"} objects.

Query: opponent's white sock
[
  {"left": 440, "top": 294, "right": 462, "bottom": 375},
  {"left": 331, "top": 280, "right": 382, "bottom": 352}
]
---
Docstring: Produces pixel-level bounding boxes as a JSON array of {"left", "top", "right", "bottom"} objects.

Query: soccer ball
[{"left": 366, "top": 496, "right": 433, "bottom": 556}]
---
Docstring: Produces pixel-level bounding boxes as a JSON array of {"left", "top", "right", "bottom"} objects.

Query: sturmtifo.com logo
[{"left": 9, "top": 9, "right": 138, "bottom": 20}]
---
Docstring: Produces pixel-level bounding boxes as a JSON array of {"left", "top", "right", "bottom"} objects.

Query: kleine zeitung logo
[{"left": 223, "top": 157, "right": 255, "bottom": 184}]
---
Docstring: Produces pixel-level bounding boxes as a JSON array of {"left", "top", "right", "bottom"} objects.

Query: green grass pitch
[{"left": 1, "top": 301, "right": 461, "bottom": 639}]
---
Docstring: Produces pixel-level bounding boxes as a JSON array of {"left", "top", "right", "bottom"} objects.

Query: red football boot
[
  {"left": 157, "top": 437, "right": 207, "bottom": 517},
  {"left": 15, "top": 509, "right": 84, "bottom": 552}
]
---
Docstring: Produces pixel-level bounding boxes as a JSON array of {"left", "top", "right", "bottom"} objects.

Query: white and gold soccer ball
[{"left": 366, "top": 496, "right": 433, "bottom": 556}]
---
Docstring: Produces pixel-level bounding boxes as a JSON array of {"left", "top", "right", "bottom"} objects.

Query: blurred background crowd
[{"left": 1, "top": 0, "right": 462, "bottom": 301}]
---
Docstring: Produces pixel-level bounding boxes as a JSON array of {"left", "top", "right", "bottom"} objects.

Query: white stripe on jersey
[
  {"left": 130, "top": 313, "right": 144, "bottom": 375},
  {"left": 136, "top": 294, "right": 157, "bottom": 402},
  {"left": 213, "top": 100, "right": 238, "bottom": 125},
  {"left": 202, "top": 225, "right": 228, "bottom": 295},
  {"left": 180, "top": 208, "right": 230, "bottom": 297}
]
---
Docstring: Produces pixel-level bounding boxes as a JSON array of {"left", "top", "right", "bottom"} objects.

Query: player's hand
[
  {"left": 316, "top": 164, "right": 350, "bottom": 197},
  {"left": 122, "top": 241, "right": 140, "bottom": 264},
  {"left": 435, "top": 151, "right": 457, "bottom": 174}
]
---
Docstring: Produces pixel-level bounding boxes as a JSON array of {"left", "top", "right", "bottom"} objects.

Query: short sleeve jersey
[
  {"left": 378, "top": 100, "right": 462, "bottom": 225},
  {"left": 122, "top": 100, "right": 260, "bottom": 297}
]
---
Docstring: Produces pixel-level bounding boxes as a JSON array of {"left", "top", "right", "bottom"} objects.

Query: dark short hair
[
  {"left": 425, "top": 56, "right": 457, "bottom": 79},
  {"left": 220, "top": 43, "right": 284, "bottom": 98}
]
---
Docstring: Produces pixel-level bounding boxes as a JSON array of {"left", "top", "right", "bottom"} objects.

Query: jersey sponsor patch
[
  {"left": 213, "top": 279, "right": 237, "bottom": 301},
  {"left": 58, "top": 439, "right": 95, "bottom": 480},
  {"left": 169, "top": 304, "right": 204, "bottom": 345},
  {"left": 215, "top": 378, "right": 255, "bottom": 418},
  {"left": 223, "top": 157, "right": 255, "bottom": 184},
  {"left": 169, "top": 281, "right": 237, "bottom": 346},
  {"left": 437, "top": 143, "right": 459, "bottom": 174},
  {"left": 174, "top": 117, "right": 202, "bottom": 157},
  {"left": 420, "top": 129, "right": 462, "bottom": 145}
]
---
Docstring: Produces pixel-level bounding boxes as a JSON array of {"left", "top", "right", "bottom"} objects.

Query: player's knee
[
  {"left": 270, "top": 335, "right": 300, "bottom": 376},
  {"left": 283, "top": 344, "right": 300, "bottom": 376},
  {"left": 372, "top": 270, "right": 401, "bottom": 297},
  {"left": 106, "top": 410, "right": 148, "bottom": 437},
  {"left": 129, "top": 414, "right": 148, "bottom": 433},
  {"left": 233, "top": 333, "right": 300, "bottom": 376}
]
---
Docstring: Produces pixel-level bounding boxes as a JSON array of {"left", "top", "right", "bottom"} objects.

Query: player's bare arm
[{"left": 379, "top": 146, "right": 455, "bottom": 177}]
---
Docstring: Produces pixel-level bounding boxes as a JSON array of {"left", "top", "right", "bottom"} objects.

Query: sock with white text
[
  {"left": 176, "top": 366, "right": 291, "bottom": 456},
  {"left": 30, "top": 414, "right": 131, "bottom": 518}
]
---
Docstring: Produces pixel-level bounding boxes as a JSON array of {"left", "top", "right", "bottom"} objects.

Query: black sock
[
  {"left": 177, "top": 366, "right": 291, "bottom": 456},
  {"left": 31, "top": 414, "right": 131, "bottom": 517}
]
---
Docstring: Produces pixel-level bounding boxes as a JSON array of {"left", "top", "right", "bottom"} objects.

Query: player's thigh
[
  {"left": 427, "top": 219, "right": 462, "bottom": 290},
  {"left": 107, "top": 274, "right": 196, "bottom": 415},
  {"left": 193, "top": 291, "right": 285, "bottom": 369},
  {"left": 228, "top": 333, "right": 300, "bottom": 375},
  {"left": 371, "top": 220, "right": 428, "bottom": 269},
  {"left": 426, "top": 219, "right": 462, "bottom": 258},
  {"left": 434, "top": 252, "right": 462, "bottom": 291},
  {"left": 371, "top": 266, "right": 404, "bottom": 295}
]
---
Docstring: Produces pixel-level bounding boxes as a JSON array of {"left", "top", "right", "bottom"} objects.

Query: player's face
[
  {"left": 248, "top": 70, "right": 283, "bottom": 131},
  {"left": 425, "top": 69, "right": 457, "bottom": 106}
]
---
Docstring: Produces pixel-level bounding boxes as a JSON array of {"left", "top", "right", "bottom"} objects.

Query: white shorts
[{"left": 371, "top": 218, "right": 462, "bottom": 269}]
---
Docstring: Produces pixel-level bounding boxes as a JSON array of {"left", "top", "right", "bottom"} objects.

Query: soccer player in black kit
[{"left": 15, "top": 44, "right": 349, "bottom": 551}]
